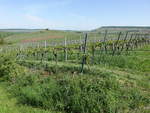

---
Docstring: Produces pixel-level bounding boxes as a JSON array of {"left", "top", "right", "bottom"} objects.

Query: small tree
[{"left": 45, "top": 28, "right": 49, "bottom": 31}]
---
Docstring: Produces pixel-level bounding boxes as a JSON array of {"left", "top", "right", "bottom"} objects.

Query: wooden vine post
[
  {"left": 44, "top": 40, "right": 47, "bottom": 49},
  {"left": 81, "top": 33, "right": 88, "bottom": 73},
  {"left": 112, "top": 32, "right": 122, "bottom": 55},
  {"left": 132, "top": 33, "right": 137, "bottom": 50},
  {"left": 64, "top": 37, "right": 68, "bottom": 61},
  {"left": 143, "top": 34, "right": 146, "bottom": 45},
  {"left": 80, "top": 36, "right": 83, "bottom": 52},
  {"left": 53, "top": 48, "right": 58, "bottom": 65},
  {"left": 144, "top": 34, "right": 150, "bottom": 44},
  {"left": 135, "top": 34, "right": 139, "bottom": 48},
  {"left": 126, "top": 34, "right": 133, "bottom": 53},
  {"left": 120, "top": 31, "right": 129, "bottom": 53},
  {"left": 91, "top": 45, "right": 95, "bottom": 64},
  {"left": 44, "top": 40, "right": 47, "bottom": 61},
  {"left": 103, "top": 30, "right": 108, "bottom": 54}
]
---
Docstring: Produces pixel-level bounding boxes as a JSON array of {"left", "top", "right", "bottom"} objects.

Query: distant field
[
  {"left": 0, "top": 29, "right": 44, "bottom": 32},
  {"left": 1, "top": 30, "right": 103, "bottom": 45},
  {"left": 2, "top": 30, "right": 82, "bottom": 44},
  {"left": 1, "top": 27, "right": 150, "bottom": 46},
  {"left": 92, "top": 26, "right": 150, "bottom": 33}
]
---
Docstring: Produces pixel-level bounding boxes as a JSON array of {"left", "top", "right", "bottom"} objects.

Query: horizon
[
  {"left": 0, "top": 0, "right": 150, "bottom": 30},
  {"left": 1, "top": 26, "right": 150, "bottom": 31}
]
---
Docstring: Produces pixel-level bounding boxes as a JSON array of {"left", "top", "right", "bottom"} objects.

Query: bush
[
  {"left": 14, "top": 59, "right": 150, "bottom": 113},
  {"left": 9, "top": 69, "right": 150, "bottom": 113},
  {"left": 0, "top": 54, "right": 26, "bottom": 81},
  {"left": 54, "top": 75, "right": 120, "bottom": 113},
  {"left": 12, "top": 73, "right": 127, "bottom": 113},
  {"left": 0, "top": 38, "right": 5, "bottom": 45}
]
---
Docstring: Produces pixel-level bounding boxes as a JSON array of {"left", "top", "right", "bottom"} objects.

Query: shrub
[
  {"left": 0, "top": 38, "right": 5, "bottom": 45},
  {"left": 13, "top": 73, "right": 126, "bottom": 113},
  {"left": 10, "top": 70, "right": 150, "bottom": 113},
  {"left": 0, "top": 54, "right": 26, "bottom": 81}
]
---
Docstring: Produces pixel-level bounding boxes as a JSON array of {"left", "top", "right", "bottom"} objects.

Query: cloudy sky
[{"left": 0, "top": 0, "right": 150, "bottom": 30}]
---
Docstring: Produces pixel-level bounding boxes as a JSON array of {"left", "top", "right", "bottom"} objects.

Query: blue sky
[{"left": 0, "top": 0, "right": 150, "bottom": 30}]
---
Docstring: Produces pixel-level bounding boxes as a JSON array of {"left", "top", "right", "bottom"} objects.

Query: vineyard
[
  {"left": 0, "top": 30, "right": 150, "bottom": 113},
  {"left": 1, "top": 0, "right": 150, "bottom": 112},
  {"left": 1, "top": 31, "right": 150, "bottom": 72}
]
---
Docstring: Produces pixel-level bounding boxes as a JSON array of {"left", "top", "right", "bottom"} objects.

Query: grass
[
  {"left": 0, "top": 61, "right": 150, "bottom": 113},
  {"left": 11, "top": 45, "right": 150, "bottom": 113},
  {"left": 0, "top": 32, "right": 16, "bottom": 45},
  {"left": 2, "top": 30, "right": 107, "bottom": 45},
  {"left": 0, "top": 35, "right": 149, "bottom": 113},
  {"left": 0, "top": 83, "right": 58, "bottom": 113},
  {"left": 10, "top": 60, "right": 150, "bottom": 113},
  {"left": 4, "top": 30, "right": 83, "bottom": 44}
]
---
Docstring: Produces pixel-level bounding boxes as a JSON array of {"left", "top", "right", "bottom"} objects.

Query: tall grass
[
  {"left": 9, "top": 70, "right": 149, "bottom": 113},
  {"left": 0, "top": 46, "right": 149, "bottom": 113}
]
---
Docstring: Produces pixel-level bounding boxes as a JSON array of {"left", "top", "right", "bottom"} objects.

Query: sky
[{"left": 0, "top": 0, "right": 150, "bottom": 30}]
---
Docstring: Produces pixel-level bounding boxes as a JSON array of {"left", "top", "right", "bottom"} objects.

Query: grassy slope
[
  {"left": 4, "top": 30, "right": 82, "bottom": 44},
  {"left": 0, "top": 61, "right": 149, "bottom": 113},
  {"left": 93, "top": 26, "right": 150, "bottom": 33},
  {"left": 0, "top": 82, "right": 60, "bottom": 113},
  {"left": 3, "top": 30, "right": 104, "bottom": 45},
  {"left": 16, "top": 45, "right": 150, "bottom": 112},
  {"left": 0, "top": 44, "right": 149, "bottom": 113},
  {"left": 16, "top": 62, "right": 150, "bottom": 112}
]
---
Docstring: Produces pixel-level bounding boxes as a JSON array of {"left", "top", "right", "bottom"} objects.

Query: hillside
[
  {"left": 92, "top": 26, "right": 150, "bottom": 33},
  {"left": 0, "top": 45, "right": 150, "bottom": 113},
  {"left": 0, "top": 27, "right": 150, "bottom": 113},
  {"left": 0, "top": 30, "right": 83, "bottom": 45}
]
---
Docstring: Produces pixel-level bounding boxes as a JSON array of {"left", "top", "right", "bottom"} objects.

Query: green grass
[
  {"left": 11, "top": 45, "right": 150, "bottom": 113},
  {"left": 0, "top": 66, "right": 149, "bottom": 113},
  {"left": 0, "top": 83, "right": 58, "bottom": 113},
  {"left": 0, "top": 32, "right": 16, "bottom": 45},
  {"left": 2, "top": 30, "right": 106, "bottom": 45},
  {"left": 0, "top": 41, "right": 149, "bottom": 113},
  {"left": 11, "top": 60, "right": 150, "bottom": 113},
  {"left": 4, "top": 30, "right": 83, "bottom": 44}
]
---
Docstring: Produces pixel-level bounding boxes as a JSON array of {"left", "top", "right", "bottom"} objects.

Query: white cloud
[
  {"left": 23, "top": 13, "right": 100, "bottom": 30},
  {"left": 23, "top": 0, "right": 73, "bottom": 15},
  {"left": 25, "top": 14, "right": 44, "bottom": 23},
  {"left": 0, "top": 0, "right": 100, "bottom": 30},
  {"left": 24, "top": 14, "right": 66, "bottom": 29},
  {"left": 25, "top": 14, "right": 43, "bottom": 23}
]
